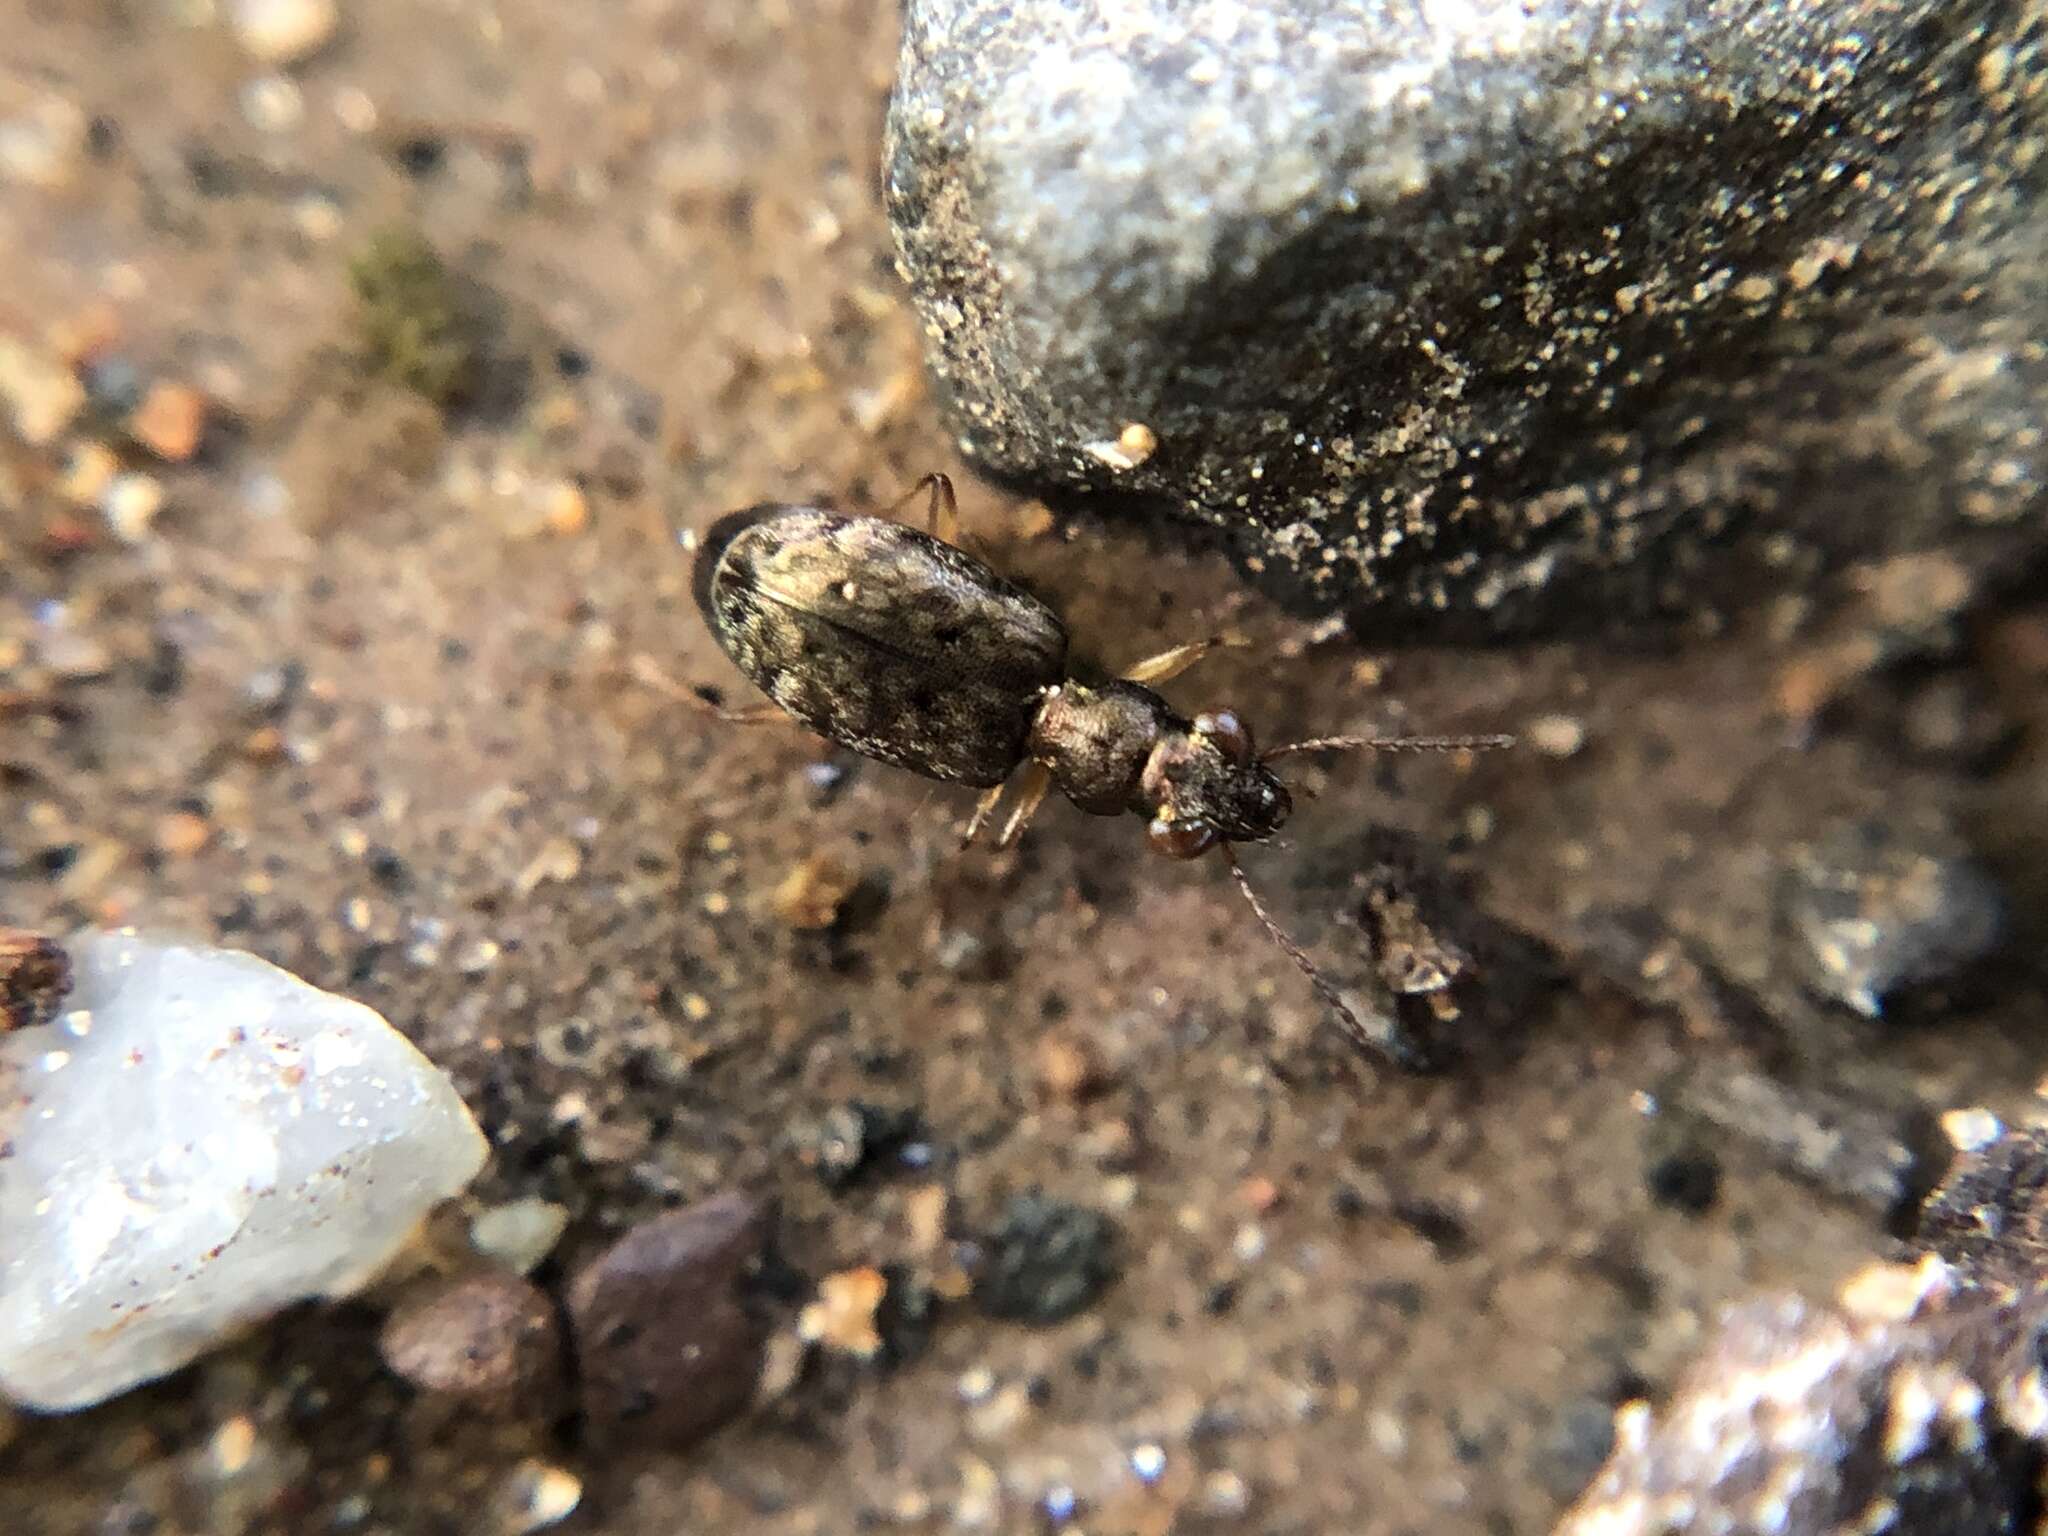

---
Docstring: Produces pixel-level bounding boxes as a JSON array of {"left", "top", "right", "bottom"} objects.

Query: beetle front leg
[
  {"left": 961, "top": 781, "right": 1007, "bottom": 847},
  {"left": 882, "top": 473, "right": 960, "bottom": 545},
  {"left": 995, "top": 762, "right": 1053, "bottom": 848},
  {"left": 1121, "top": 633, "right": 1245, "bottom": 686}
]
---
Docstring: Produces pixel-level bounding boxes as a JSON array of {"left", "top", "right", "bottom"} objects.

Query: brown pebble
[
  {"left": 154, "top": 810, "right": 212, "bottom": 858},
  {"left": 378, "top": 1269, "right": 563, "bottom": 1406},
  {"left": 1238, "top": 1176, "right": 1283, "bottom": 1214},
  {"left": 0, "top": 928, "right": 71, "bottom": 1032},
  {"left": 128, "top": 380, "right": 208, "bottom": 462},
  {"left": 772, "top": 854, "right": 857, "bottom": 930},
  {"left": 1033, "top": 1032, "right": 1108, "bottom": 1102},
  {"left": 565, "top": 1192, "right": 769, "bottom": 1449}
]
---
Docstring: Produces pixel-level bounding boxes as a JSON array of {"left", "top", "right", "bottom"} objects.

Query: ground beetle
[{"left": 647, "top": 475, "right": 1511, "bottom": 1059}]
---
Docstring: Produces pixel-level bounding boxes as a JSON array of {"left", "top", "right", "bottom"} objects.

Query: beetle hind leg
[{"left": 629, "top": 654, "right": 793, "bottom": 726}]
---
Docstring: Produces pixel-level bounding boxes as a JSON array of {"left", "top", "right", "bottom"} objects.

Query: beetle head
[{"left": 1140, "top": 711, "right": 1293, "bottom": 859}]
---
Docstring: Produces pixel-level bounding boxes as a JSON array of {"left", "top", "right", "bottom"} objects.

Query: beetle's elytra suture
[{"left": 671, "top": 474, "right": 1512, "bottom": 1062}]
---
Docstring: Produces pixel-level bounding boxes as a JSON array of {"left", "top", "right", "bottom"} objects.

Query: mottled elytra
[{"left": 663, "top": 474, "right": 1512, "bottom": 1061}]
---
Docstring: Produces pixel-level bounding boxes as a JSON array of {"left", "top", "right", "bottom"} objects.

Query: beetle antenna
[
  {"left": 1223, "top": 843, "right": 1375, "bottom": 1059},
  {"left": 1261, "top": 733, "right": 1515, "bottom": 763}
]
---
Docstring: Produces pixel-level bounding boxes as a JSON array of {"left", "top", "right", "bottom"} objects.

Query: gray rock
[
  {"left": 1555, "top": 1259, "right": 2047, "bottom": 1536},
  {"left": 886, "top": 0, "right": 2048, "bottom": 633},
  {"left": 1779, "top": 821, "right": 2005, "bottom": 1019}
]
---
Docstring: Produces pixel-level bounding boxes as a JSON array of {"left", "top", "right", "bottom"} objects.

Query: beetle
[{"left": 651, "top": 474, "right": 1511, "bottom": 1060}]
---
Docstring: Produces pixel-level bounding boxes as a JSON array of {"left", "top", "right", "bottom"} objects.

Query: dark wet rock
[
  {"left": 0, "top": 927, "right": 70, "bottom": 1032},
  {"left": 1575, "top": 907, "right": 1794, "bottom": 1071},
  {"left": 886, "top": 0, "right": 2048, "bottom": 634},
  {"left": 802, "top": 1101, "right": 922, "bottom": 1191},
  {"left": 1537, "top": 1397, "right": 1619, "bottom": 1503},
  {"left": 1304, "top": 830, "right": 1560, "bottom": 1072},
  {"left": 1554, "top": 1257, "right": 2048, "bottom": 1536},
  {"left": 564, "top": 1192, "right": 770, "bottom": 1449},
  {"left": 1918, "top": 1115, "right": 2048, "bottom": 1295},
  {"left": 1663, "top": 1063, "right": 1936, "bottom": 1223},
  {"left": 1893, "top": 673, "right": 2021, "bottom": 774},
  {"left": 1779, "top": 821, "right": 2005, "bottom": 1019},
  {"left": 976, "top": 1194, "right": 1121, "bottom": 1324},
  {"left": 377, "top": 1269, "right": 562, "bottom": 1406}
]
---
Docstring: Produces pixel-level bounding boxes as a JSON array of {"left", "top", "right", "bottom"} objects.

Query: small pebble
[
  {"left": 772, "top": 853, "right": 857, "bottom": 930},
  {"left": 58, "top": 441, "right": 119, "bottom": 508},
  {"left": 1526, "top": 713, "right": 1587, "bottom": 758},
  {"left": 102, "top": 472, "right": 166, "bottom": 541},
  {"left": 0, "top": 336, "right": 86, "bottom": 446},
  {"left": 128, "top": 380, "right": 209, "bottom": 461},
  {"left": 229, "top": 0, "right": 339, "bottom": 65},
  {"left": 378, "top": 1269, "right": 561, "bottom": 1404},
  {"left": 239, "top": 73, "right": 305, "bottom": 133},
  {"left": 469, "top": 1198, "right": 570, "bottom": 1274},
  {"left": 154, "top": 811, "right": 212, "bottom": 858},
  {"left": 0, "top": 96, "right": 87, "bottom": 188},
  {"left": 541, "top": 479, "right": 588, "bottom": 535},
  {"left": 1033, "top": 1032, "right": 1107, "bottom": 1102},
  {"left": 499, "top": 1461, "right": 582, "bottom": 1535}
]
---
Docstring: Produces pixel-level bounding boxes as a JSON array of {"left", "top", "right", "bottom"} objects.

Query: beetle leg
[
  {"left": 961, "top": 781, "right": 1008, "bottom": 847},
  {"left": 995, "top": 762, "right": 1053, "bottom": 848},
  {"left": 629, "top": 654, "right": 795, "bottom": 726},
  {"left": 881, "top": 473, "right": 961, "bottom": 544},
  {"left": 1121, "top": 633, "right": 1246, "bottom": 686}
]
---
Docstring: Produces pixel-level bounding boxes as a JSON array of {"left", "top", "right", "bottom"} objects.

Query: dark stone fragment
[
  {"left": 1665, "top": 1063, "right": 1938, "bottom": 1224},
  {"left": 1537, "top": 1399, "right": 1619, "bottom": 1502},
  {"left": 977, "top": 1193, "right": 1121, "bottom": 1324},
  {"left": 806, "top": 1101, "right": 921, "bottom": 1191},
  {"left": 391, "top": 136, "right": 445, "bottom": 179},
  {"left": 1391, "top": 1197, "right": 1471, "bottom": 1259},
  {"left": 365, "top": 846, "right": 410, "bottom": 891},
  {"left": 0, "top": 927, "right": 71, "bottom": 1032},
  {"left": 1644, "top": 1147, "right": 1722, "bottom": 1215},
  {"left": 565, "top": 1191, "right": 770, "bottom": 1450},
  {"left": 1779, "top": 820, "right": 2005, "bottom": 1019},
  {"left": 378, "top": 1269, "right": 562, "bottom": 1406},
  {"left": 1918, "top": 1120, "right": 2048, "bottom": 1295},
  {"left": 887, "top": 0, "right": 2048, "bottom": 635},
  {"left": 874, "top": 1264, "right": 937, "bottom": 1367}
]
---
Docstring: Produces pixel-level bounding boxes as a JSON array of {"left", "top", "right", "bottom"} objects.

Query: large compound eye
[
  {"left": 1193, "top": 710, "right": 1254, "bottom": 764},
  {"left": 1147, "top": 816, "right": 1218, "bottom": 860}
]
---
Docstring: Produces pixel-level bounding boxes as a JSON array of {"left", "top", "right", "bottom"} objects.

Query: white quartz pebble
[{"left": 0, "top": 931, "right": 486, "bottom": 1410}]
